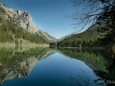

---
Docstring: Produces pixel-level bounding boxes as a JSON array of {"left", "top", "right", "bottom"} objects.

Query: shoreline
[{"left": 0, "top": 42, "right": 49, "bottom": 48}]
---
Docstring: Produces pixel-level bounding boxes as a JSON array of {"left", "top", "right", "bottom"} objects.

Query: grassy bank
[
  {"left": 0, "top": 42, "right": 15, "bottom": 48},
  {"left": 0, "top": 39, "right": 49, "bottom": 49}
]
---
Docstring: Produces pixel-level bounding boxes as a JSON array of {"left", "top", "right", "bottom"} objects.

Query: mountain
[
  {"left": 0, "top": 2, "right": 38, "bottom": 33},
  {"left": 43, "top": 32, "right": 57, "bottom": 42},
  {"left": 57, "top": 33, "right": 74, "bottom": 42},
  {"left": 0, "top": 2, "right": 55, "bottom": 45},
  {"left": 57, "top": 21, "right": 112, "bottom": 48}
]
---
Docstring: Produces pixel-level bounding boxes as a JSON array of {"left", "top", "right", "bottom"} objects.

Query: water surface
[{"left": 0, "top": 48, "right": 114, "bottom": 86}]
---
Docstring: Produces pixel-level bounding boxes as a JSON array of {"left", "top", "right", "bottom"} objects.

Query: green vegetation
[
  {"left": 0, "top": 48, "right": 50, "bottom": 70},
  {"left": 0, "top": 47, "right": 53, "bottom": 84},
  {"left": 57, "top": 24, "right": 113, "bottom": 48},
  {"left": 59, "top": 48, "right": 115, "bottom": 81},
  {"left": 59, "top": 48, "right": 109, "bottom": 72},
  {"left": 0, "top": 18, "right": 50, "bottom": 44}
]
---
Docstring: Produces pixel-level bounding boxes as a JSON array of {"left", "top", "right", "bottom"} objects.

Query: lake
[{"left": 0, "top": 48, "right": 114, "bottom": 86}]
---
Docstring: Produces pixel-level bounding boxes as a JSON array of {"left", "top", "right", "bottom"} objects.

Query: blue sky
[{"left": 0, "top": 0, "right": 79, "bottom": 39}]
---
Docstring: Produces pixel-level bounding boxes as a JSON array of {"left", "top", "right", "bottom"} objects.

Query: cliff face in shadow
[{"left": 0, "top": 48, "right": 54, "bottom": 84}]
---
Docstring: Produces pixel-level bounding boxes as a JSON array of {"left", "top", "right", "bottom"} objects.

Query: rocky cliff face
[
  {"left": 0, "top": 2, "right": 40, "bottom": 33},
  {"left": 0, "top": 2, "right": 55, "bottom": 41}
]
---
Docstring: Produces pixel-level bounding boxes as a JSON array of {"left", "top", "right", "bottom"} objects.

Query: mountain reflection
[
  {"left": 0, "top": 48, "right": 53, "bottom": 84},
  {"left": 0, "top": 47, "right": 115, "bottom": 86}
]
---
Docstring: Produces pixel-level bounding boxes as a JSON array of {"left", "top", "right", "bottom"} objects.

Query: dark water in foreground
[{"left": 0, "top": 48, "right": 114, "bottom": 86}]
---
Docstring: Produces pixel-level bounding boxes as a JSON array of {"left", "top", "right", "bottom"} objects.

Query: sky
[{"left": 0, "top": 0, "right": 79, "bottom": 39}]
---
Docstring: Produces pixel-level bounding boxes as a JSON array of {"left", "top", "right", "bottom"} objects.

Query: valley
[{"left": 0, "top": 1, "right": 115, "bottom": 86}]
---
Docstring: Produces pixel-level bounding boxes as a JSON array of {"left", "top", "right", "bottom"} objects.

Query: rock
[
  {"left": 0, "top": 2, "right": 56, "bottom": 43},
  {"left": 0, "top": 3, "right": 39, "bottom": 33},
  {"left": 0, "top": 2, "right": 4, "bottom": 6}
]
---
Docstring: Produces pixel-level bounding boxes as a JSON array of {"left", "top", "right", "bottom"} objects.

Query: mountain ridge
[
  {"left": 0, "top": 2, "right": 39, "bottom": 33},
  {"left": 0, "top": 2, "right": 56, "bottom": 44},
  {"left": 56, "top": 21, "right": 112, "bottom": 48}
]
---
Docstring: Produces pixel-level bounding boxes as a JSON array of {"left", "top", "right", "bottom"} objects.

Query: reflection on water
[
  {"left": 59, "top": 48, "right": 115, "bottom": 86},
  {"left": 59, "top": 48, "right": 110, "bottom": 72},
  {"left": 1, "top": 53, "right": 102, "bottom": 86},
  {"left": 0, "top": 48, "right": 114, "bottom": 86},
  {"left": 0, "top": 48, "right": 53, "bottom": 84}
]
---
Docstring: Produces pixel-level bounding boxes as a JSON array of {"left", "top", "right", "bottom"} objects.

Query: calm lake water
[{"left": 0, "top": 48, "right": 114, "bottom": 86}]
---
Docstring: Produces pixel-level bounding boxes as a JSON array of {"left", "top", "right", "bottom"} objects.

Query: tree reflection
[
  {"left": 59, "top": 48, "right": 115, "bottom": 85},
  {"left": 0, "top": 48, "right": 53, "bottom": 84}
]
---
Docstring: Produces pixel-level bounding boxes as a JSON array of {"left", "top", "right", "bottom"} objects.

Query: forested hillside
[
  {"left": 57, "top": 23, "right": 113, "bottom": 48},
  {"left": 0, "top": 18, "right": 50, "bottom": 44}
]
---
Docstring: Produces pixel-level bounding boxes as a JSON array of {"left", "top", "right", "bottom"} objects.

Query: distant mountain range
[
  {"left": 0, "top": 2, "right": 56, "bottom": 45},
  {"left": 57, "top": 33, "right": 73, "bottom": 42}
]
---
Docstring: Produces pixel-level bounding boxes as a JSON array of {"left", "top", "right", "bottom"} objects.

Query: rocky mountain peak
[
  {"left": 0, "top": 2, "right": 4, "bottom": 6},
  {"left": 0, "top": 2, "right": 56, "bottom": 42},
  {"left": 0, "top": 2, "right": 39, "bottom": 33}
]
